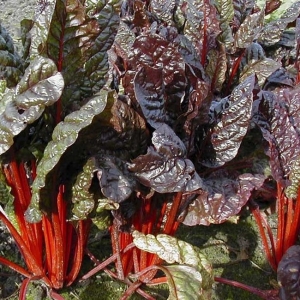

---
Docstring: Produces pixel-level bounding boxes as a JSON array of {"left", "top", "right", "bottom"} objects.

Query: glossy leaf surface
[{"left": 0, "top": 56, "right": 64, "bottom": 155}]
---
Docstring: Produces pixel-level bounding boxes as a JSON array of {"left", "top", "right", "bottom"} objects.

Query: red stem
[
  {"left": 214, "top": 277, "right": 278, "bottom": 300},
  {"left": 250, "top": 202, "right": 277, "bottom": 271},
  {"left": 275, "top": 183, "right": 285, "bottom": 266}
]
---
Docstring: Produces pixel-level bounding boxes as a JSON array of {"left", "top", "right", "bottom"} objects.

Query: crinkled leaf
[
  {"left": 93, "top": 96, "right": 148, "bottom": 160},
  {"left": 29, "top": 0, "right": 120, "bottom": 108},
  {"left": 162, "top": 265, "right": 210, "bottom": 300},
  {"left": 214, "top": 0, "right": 234, "bottom": 47},
  {"left": 125, "top": 32, "right": 186, "bottom": 126},
  {"left": 25, "top": 89, "right": 112, "bottom": 222},
  {"left": 183, "top": 0, "right": 220, "bottom": 63},
  {"left": 264, "top": 68, "right": 295, "bottom": 90},
  {"left": 96, "top": 154, "right": 136, "bottom": 202},
  {"left": 150, "top": 0, "right": 176, "bottom": 25},
  {"left": 205, "top": 45, "right": 227, "bottom": 92},
  {"left": 256, "top": 88, "right": 300, "bottom": 186},
  {"left": 0, "top": 56, "right": 64, "bottom": 155},
  {"left": 0, "top": 25, "right": 24, "bottom": 88},
  {"left": 232, "top": 0, "right": 255, "bottom": 28},
  {"left": 182, "top": 172, "right": 266, "bottom": 226},
  {"left": 240, "top": 58, "right": 281, "bottom": 87},
  {"left": 201, "top": 75, "right": 255, "bottom": 167},
  {"left": 129, "top": 124, "right": 203, "bottom": 193},
  {"left": 133, "top": 231, "right": 213, "bottom": 299},
  {"left": 71, "top": 156, "right": 120, "bottom": 219},
  {"left": 134, "top": 66, "right": 166, "bottom": 128},
  {"left": 71, "top": 158, "right": 97, "bottom": 220},
  {"left": 286, "top": 156, "right": 300, "bottom": 199},
  {"left": 234, "top": 7, "right": 265, "bottom": 48},
  {"left": 258, "top": 1, "right": 300, "bottom": 47},
  {"left": 114, "top": 21, "right": 136, "bottom": 60},
  {"left": 277, "top": 245, "right": 300, "bottom": 300}
]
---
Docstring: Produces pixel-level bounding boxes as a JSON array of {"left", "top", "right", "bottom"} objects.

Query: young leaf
[
  {"left": 0, "top": 56, "right": 64, "bottom": 155},
  {"left": 133, "top": 230, "right": 213, "bottom": 299},
  {"left": 71, "top": 158, "right": 97, "bottom": 220}
]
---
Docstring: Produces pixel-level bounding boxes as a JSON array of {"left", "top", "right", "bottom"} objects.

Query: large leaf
[
  {"left": 234, "top": 7, "right": 265, "bottom": 48},
  {"left": 182, "top": 172, "right": 266, "bottom": 226},
  {"left": 201, "top": 75, "right": 255, "bottom": 167},
  {"left": 277, "top": 245, "right": 300, "bottom": 300},
  {"left": 28, "top": 0, "right": 121, "bottom": 109},
  {"left": 183, "top": 0, "right": 220, "bottom": 64},
  {"left": 25, "top": 89, "right": 112, "bottom": 222},
  {"left": 214, "top": 0, "right": 234, "bottom": 47},
  {"left": 134, "top": 65, "right": 166, "bottom": 128},
  {"left": 256, "top": 87, "right": 300, "bottom": 186},
  {"left": 0, "top": 56, "right": 64, "bottom": 155},
  {"left": 240, "top": 58, "right": 281, "bottom": 87},
  {"left": 133, "top": 230, "right": 213, "bottom": 300},
  {"left": 129, "top": 124, "right": 203, "bottom": 193}
]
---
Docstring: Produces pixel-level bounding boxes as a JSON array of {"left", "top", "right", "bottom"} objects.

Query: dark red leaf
[
  {"left": 277, "top": 245, "right": 300, "bottom": 300},
  {"left": 182, "top": 172, "right": 266, "bottom": 226}
]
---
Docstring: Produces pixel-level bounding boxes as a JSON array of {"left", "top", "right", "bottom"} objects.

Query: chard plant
[{"left": 0, "top": 0, "right": 300, "bottom": 299}]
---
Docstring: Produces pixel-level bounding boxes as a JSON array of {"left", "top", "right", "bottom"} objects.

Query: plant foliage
[{"left": 1, "top": 0, "right": 300, "bottom": 299}]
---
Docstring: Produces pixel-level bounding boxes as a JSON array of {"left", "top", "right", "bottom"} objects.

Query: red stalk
[
  {"left": 0, "top": 211, "right": 51, "bottom": 286},
  {"left": 163, "top": 192, "right": 182, "bottom": 235},
  {"left": 287, "top": 187, "right": 300, "bottom": 248},
  {"left": 250, "top": 203, "right": 277, "bottom": 271},
  {"left": 283, "top": 197, "right": 294, "bottom": 252},
  {"left": 275, "top": 183, "right": 285, "bottom": 266},
  {"left": 51, "top": 205, "right": 65, "bottom": 289},
  {"left": 0, "top": 256, "right": 31, "bottom": 278},
  {"left": 214, "top": 277, "right": 278, "bottom": 300}
]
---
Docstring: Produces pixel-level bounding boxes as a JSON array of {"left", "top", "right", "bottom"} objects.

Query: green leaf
[
  {"left": 258, "top": 1, "right": 300, "bottom": 46},
  {"left": 71, "top": 157, "right": 97, "bottom": 220},
  {"left": 286, "top": 156, "right": 300, "bottom": 199},
  {"left": 25, "top": 89, "right": 113, "bottom": 222},
  {"left": 214, "top": 0, "right": 234, "bottom": 47},
  {"left": 133, "top": 231, "right": 213, "bottom": 300},
  {"left": 163, "top": 265, "right": 210, "bottom": 300},
  {"left": 0, "top": 56, "right": 64, "bottom": 155},
  {"left": 240, "top": 58, "right": 281, "bottom": 87},
  {"left": 0, "top": 24, "right": 24, "bottom": 88}
]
